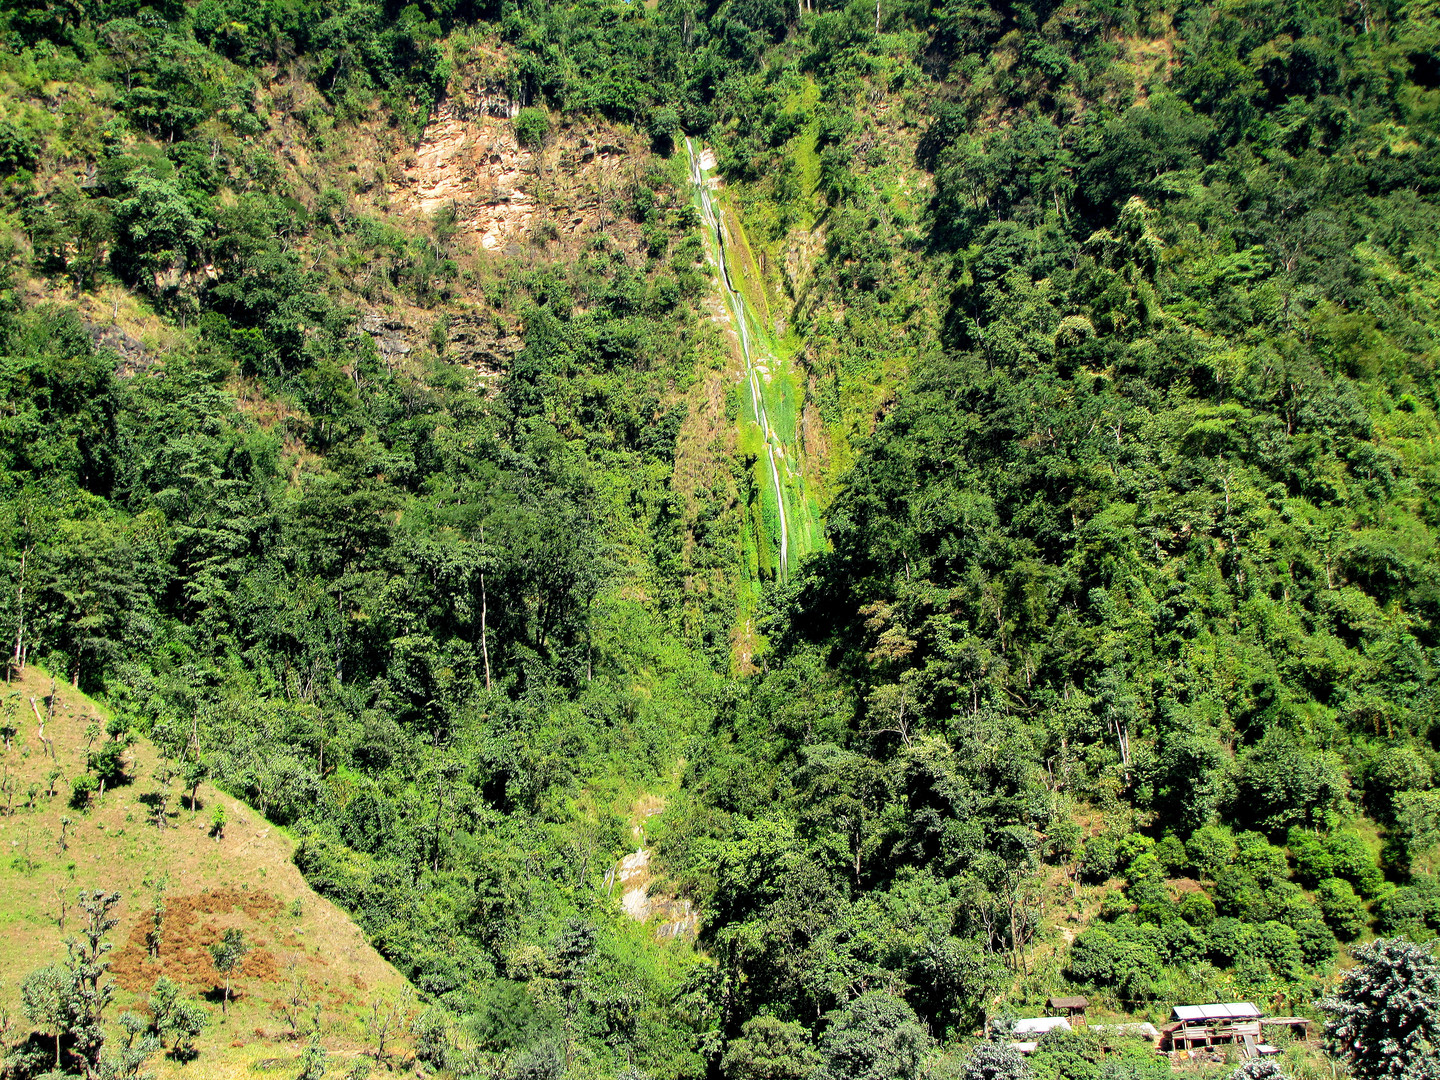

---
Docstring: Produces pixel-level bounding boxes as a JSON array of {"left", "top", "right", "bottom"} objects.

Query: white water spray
[{"left": 686, "top": 138, "right": 790, "bottom": 580}]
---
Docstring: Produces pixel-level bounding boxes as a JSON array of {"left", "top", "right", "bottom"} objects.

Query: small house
[
  {"left": 1047, "top": 996, "right": 1089, "bottom": 1027},
  {"left": 1164, "top": 1003, "right": 1265, "bottom": 1053},
  {"left": 1013, "top": 1017, "right": 1073, "bottom": 1037}
]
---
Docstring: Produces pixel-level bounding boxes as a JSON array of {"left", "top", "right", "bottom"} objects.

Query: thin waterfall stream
[{"left": 685, "top": 137, "right": 794, "bottom": 581}]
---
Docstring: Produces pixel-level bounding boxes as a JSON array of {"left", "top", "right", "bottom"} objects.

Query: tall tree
[{"left": 1323, "top": 939, "right": 1440, "bottom": 1080}]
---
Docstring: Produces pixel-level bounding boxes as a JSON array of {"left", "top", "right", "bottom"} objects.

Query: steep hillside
[
  {"left": 0, "top": 667, "right": 413, "bottom": 1078},
  {"left": 3, "top": 0, "right": 1440, "bottom": 1075}
]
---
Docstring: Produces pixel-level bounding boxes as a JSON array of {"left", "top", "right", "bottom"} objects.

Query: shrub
[
  {"left": 1251, "top": 921, "right": 1304, "bottom": 980},
  {"left": 1326, "top": 829, "right": 1385, "bottom": 896},
  {"left": 1287, "top": 828, "right": 1333, "bottom": 886},
  {"left": 1318, "top": 878, "right": 1368, "bottom": 941},
  {"left": 1362, "top": 745, "right": 1432, "bottom": 821},
  {"left": 1115, "top": 833, "right": 1156, "bottom": 875},
  {"left": 1394, "top": 791, "right": 1440, "bottom": 871},
  {"left": 513, "top": 108, "right": 550, "bottom": 151},
  {"left": 1230, "top": 1061, "right": 1291, "bottom": 1079},
  {"left": 1235, "top": 731, "right": 1350, "bottom": 831},
  {"left": 1213, "top": 868, "right": 1267, "bottom": 920},
  {"left": 1129, "top": 877, "right": 1174, "bottom": 925},
  {"left": 1289, "top": 921, "right": 1339, "bottom": 967},
  {"left": 1157, "top": 920, "right": 1206, "bottom": 966},
  {"left": 647, "top": 105, "right": 680, "bottom": 153},
  {"left": 1066, "top": 924, "right": 1162, "bottom": 996},
  {"left": 1187, "top": 824, "right": 1237, "bottom": 881},
  {"left": 70, "top": 773, "right": 99, "bottom": 809},
  {"left": 1079, "top": 834, "right": 1119, "bottom": 882},
  {"left": 1378, "top": 879, "right": 1440, "bottom": 938},
  {"left": 1233, "top": 832, "right": 1289, "bottom": 885},
  {"left": 1125, "top": 852, "right": 1165, "bottom": 886},
  {"left": 0, "top": 120, "right": 38, "bottom": 175},
  {"left": 1155, "top": 833, "right": 1189, "bottom": 875},
  {"left": 1098, "top": 889, "right": 1133, "bottom": 921},
  {"left": 1205, "top": 918, "right": 1254, "bottom": 967},
  {"left": 959, "top": 1042, "right": 1032, "bottom": 1080},
  {"left": 1176, "top": 891, "right": 1216, "bottom": 928}
]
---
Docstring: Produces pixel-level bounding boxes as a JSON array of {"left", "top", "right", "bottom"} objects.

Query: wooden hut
[
  {"left": 1047, "top": 996, "right": 1089, "bottom": 1027},
  {"left": 1164, "top": 1003, "right": 1263, "bottom": 1052}
]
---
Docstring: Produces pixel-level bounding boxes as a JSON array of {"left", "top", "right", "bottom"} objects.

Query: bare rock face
[
  {"left": 610, "top": 848, "right": 699, "bottom": 941},
  {"left": 396, "top": 101, "right": 537, "bottom": 252},
  {"left": 358, "top": 312, "right": 414, "bottom": 362},
  {"left": 89, "top": 323, "right": 152, "bottom": 375},
  {"left": 444, "top": 310, "right": 517, "bottom": 377},
  {"left": 356, "top": 306, "right": 518, "bottom": 379},
  {"left": 391, "top": 93, "right": 651, "bottom": 257}
]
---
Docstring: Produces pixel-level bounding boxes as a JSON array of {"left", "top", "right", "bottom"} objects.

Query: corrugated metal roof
[
  {"left": 1014, "top": 1017, "right": 1073, "bottom": 1034},
  {"left": 1172, "top": 1003, "right": 1260, "bottom": 1022},
  {"left": 1091, "top": 1022, "right": 1161, "bottom": 1038}
]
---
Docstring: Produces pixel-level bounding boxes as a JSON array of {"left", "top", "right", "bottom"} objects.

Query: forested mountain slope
[{"left": 1, "top": 0, "right": 1440, "bottom": 1075}]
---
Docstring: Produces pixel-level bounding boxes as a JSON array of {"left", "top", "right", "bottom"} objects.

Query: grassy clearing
[{"left": 0, "top": 667, "right": 414, "bottom": 1077}]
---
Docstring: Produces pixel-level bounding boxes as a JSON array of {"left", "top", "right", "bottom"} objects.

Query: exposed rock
[
  {"left": 392, "top": 96, "right": 650, "bottom": 256},
  {"left": 358, "top": 312, "right": 414, "bottom": 361},
  {"left": 89, "top": 323, "right": 152, "bottom": 375},
  {"left": 445, "top": 310, "right": 517, "bottom": 376},
  {"left": 395, "top": 101, "right": 537, "bottom": 252},
  {"left": 356, "top": 307, "right": 517, "bottom": 378},
  {"left": 618, "top": 847, "right": 651, "bottom": 885},
  {"left": 610, "top": 848, "right": 699, "bottom": 941}
]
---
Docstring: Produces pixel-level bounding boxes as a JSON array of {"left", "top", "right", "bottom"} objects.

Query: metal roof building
[
  {"left": 1166, "top": 1003, "right": 1270, "bottom": 1057},
  {"left": 1171, "top": 1003, "right": 1261, "bottom": 1022},
  {"left": 1013, "top": 1017, "right": 1074, "bottom": 1036}
]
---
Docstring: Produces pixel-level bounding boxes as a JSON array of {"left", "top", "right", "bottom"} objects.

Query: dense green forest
[{"left": 2, "top": 0, "right": 1440, "bottom": 1073}]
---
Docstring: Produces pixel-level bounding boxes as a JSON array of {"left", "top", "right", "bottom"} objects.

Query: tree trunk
[
  {"left": 11, "top": 545, "right": 26, "bottom": 681},
  {"left": 480, "top": 570, "right": 491, "bottom": 692},
  {"left": 479, "top": 528, "right": 492, "bottom": 692}
]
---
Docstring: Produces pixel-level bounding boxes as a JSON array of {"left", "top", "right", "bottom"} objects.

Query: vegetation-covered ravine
[{"left": 686, "top": 136, "right": 823, "bottom": 590}]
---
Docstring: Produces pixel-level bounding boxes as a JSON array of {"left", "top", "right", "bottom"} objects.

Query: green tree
[
  {"left": 59, "top": 889, "right": 122, "bottom": 1076},
  {"left": 959, "top": 1042, "right": 1033, "bottom": 1080},
  {"left": 105, "top": 1009, "right": 161, "bottom": 1079},
  {"left": 297, "top": 1032, "right": 328, "bottom": 1079},
  {"left": 147, "top": 975, "right": 207, "bottom": 1059},
  {"left": 1323, "top": 939, "right": 1440, "bottom": 1079},
  {"left": 814, "top": 993, "right": 930, "bottom": 1080},
  {"left": 208, "top": 928, "right": 249, "bottom": 1013},
  {"left": 165, "top": 998, "right": 209, "bottom": 1060},
  {"left": 721, "top": 1015, "right": 818, "bottom": 1080},
  {"left": 110, "top": 171, "right": 205, "bottom": 298},
  {"left": 21, "top": 964, "right": 75, "bottom": 1070}
]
